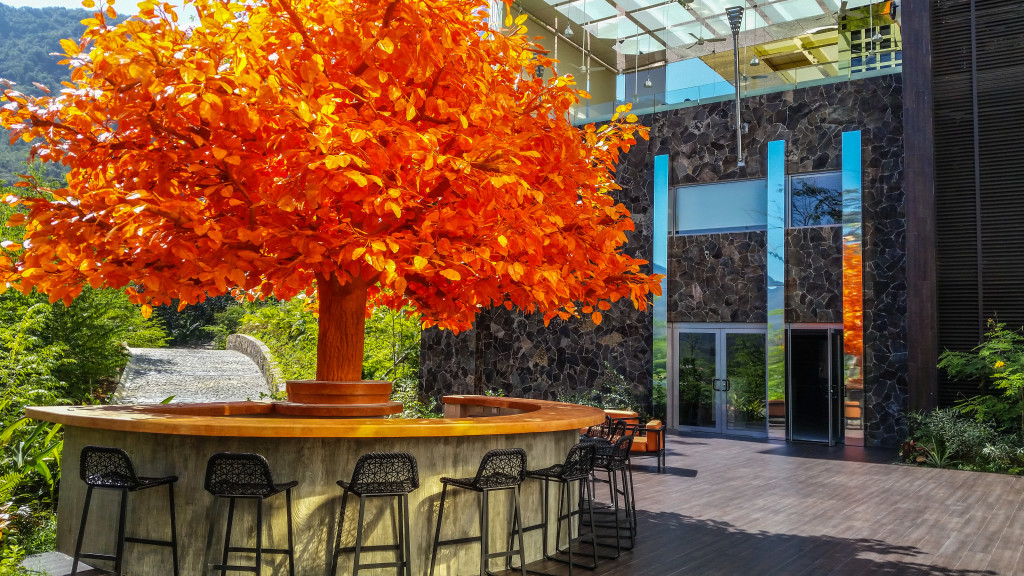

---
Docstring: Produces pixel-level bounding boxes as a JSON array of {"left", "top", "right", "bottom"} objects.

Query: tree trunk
[{"left": 315, "top": 273, "right": 368, "bottom": 382}]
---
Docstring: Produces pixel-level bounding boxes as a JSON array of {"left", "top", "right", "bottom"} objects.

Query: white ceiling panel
[
  {"left": 556, "top": 0, "right": 620, "bottom": 24},
  {"left": 585, "top": 15, "right": 642, "bottom": 38},
  {"left": 762, "top": 0, "right": 827, "bottom": 23},
  {"left": 631, "top": 3, "right": 695, "bottom": 30}
]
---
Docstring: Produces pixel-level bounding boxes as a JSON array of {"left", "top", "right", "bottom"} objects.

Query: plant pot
[{"left": 277, "top": 380, "right": 403, "bottom": 417}]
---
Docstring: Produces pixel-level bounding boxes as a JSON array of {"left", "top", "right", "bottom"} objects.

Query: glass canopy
[{"left": 518, "top": 0, "right": 901, "bottom": 122}]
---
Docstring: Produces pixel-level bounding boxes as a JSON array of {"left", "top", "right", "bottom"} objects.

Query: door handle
[
  {"left": 711, "top": 378, "right": 721, "bottom": 391},
  {"left": 722, "top": 378, "right": 731, "bottom": 392}
]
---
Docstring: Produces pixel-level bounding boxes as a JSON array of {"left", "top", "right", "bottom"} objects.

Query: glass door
[
  {"left": 788, "top": 328, "right": 844, "bottom": 445},
  {"left": 669, "top": 327, "right": 767, "bottom": 438},
  {"left": 724, "top": 332, "right": 768, "bottom": 436},
  {"left": 675, "top": 330, "right": 718, "bottom": 430}
]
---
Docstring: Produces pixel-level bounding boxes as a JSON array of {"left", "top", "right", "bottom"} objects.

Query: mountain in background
[{"left": 0, "top": 2, "right": 93, "bottom": 184}]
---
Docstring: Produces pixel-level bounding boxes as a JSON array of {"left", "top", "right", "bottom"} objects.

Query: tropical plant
[
  {"left": 940, "top": 320, "right": 1024, "bottom": 431},
  {"left": 0, "top": 0, "right": 660, "bottom": 385}
]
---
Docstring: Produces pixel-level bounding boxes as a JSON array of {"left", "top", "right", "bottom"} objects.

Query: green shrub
[
  {"left": 939, "top": 320, "right": 1024, "bottom": 432},
  {"left": 236, "top": 299, "right": 424, "bottom": 405},
  {"left": 902, "top": 408, "right": 1024, "bottom": 473},
  {"left": 907, "top": 408, "right": 996, "bottom": 465}
]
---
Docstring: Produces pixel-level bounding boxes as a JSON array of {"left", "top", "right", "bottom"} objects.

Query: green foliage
[
  {"left": 153, "top": 294, "right": 240, "bottom": 347},
  {"left": 236, "top": 299, "right": 425, "bottom": 406},
  {"left": 0, "top": 183, "right": 164, "bottom": 564},
  {"left": 206, "top": 304, "right": 249, "bottom": 349},
  {"left": 556, "top": 363, "right": 643, "bottom": 417},
  {"left": 362, "top": 306, "right": 421, "bottom": 388},
  {"left": 902, "top": 408, "right": 1024, "bottom": 474},
  {"left": 237, "top": 299, "right": 319, "bottom": 381},
  {"left": 0, "top": 3, "right": 97, "bottom": 184},
  {"left": 939, "top": 320, "right": 1024, "bottom": 431}
]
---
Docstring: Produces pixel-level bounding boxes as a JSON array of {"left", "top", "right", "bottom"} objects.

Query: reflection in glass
[
  {"left": 653, "top": 154, "right": 669, "bottom": 422},
  {"left": 726, "top": 333, "right": 767, "bottom": 432},
  {"left": 674, "top": 179, "right": 768, "bottom": 234},
  {"left": 842, "top": 130, "right": 864, "bottom": 446},
  {"left": 766, "top": 140, "right": 787, "bottom": 440},
  {"left": 678, "top": 332, "right": 716, "bottom": 429},
  {"left": 790, "top": 172, "right": 842, "bottom": 227}
]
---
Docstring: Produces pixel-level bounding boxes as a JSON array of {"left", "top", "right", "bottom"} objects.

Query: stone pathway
[{"left": 116, "top": 347, "right": 271, "bottom": 404}]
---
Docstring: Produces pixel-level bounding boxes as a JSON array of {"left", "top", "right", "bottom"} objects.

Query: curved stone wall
[{"left": 227, "top": 334, "right": 284, "bottom": 393}]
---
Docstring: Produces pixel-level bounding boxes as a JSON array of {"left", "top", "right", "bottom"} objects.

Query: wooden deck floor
[{"left": 504, "top": 433, "right": 1024, "bottom": 576}]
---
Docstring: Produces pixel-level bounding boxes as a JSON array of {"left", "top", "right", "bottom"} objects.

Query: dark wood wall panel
[{"left": 932, "top": 0, "right": 1024, "bottom": 406}]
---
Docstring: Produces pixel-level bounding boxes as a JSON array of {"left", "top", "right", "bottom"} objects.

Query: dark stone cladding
[
  {"left": 667, "top": 232, "right": 768, "bottom": 323},
  {"left": 419, "top": 74, "right": 905, "bottom": 446},
  {"left": 419, "top": 302, "right": 653, "bottom": 413},
  {"left": 665, "top": 228, "right": 842, "bottom": 324},
  {"left": 786, "top": 226, "right": 843, "bottom": 323},
  {"left": 649, "top": 74, "right": 906, "bottom": 447}
]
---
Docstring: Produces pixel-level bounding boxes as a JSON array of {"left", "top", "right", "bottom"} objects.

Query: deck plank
[{"left": 495, "top": 433, "right": 1016, "bottom": 576}]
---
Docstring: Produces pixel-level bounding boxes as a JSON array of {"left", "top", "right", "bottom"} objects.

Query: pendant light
[
  {"left": 748, "top": 4, "right": 760, "bottom": 66},
  {"left": 726, "top": 5, "right": 745, "bottom": 167}
]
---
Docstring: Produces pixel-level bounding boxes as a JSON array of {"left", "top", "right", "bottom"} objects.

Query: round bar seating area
[{"left": 27, "top": 396, "right": 605, "bottom": 576}]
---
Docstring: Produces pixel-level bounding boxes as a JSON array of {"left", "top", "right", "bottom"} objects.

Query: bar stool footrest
[
  {"left": 210, "top": 564, "right": 258, "bottom": 573},
  {"left": 76, "top": 552, "right": 116, "bottom": 562},
  {"left": 336, "top": 543, "right": 402, "bottom": 554},
  {"left": 225, "top": 545, "right": 293, "bottom": 555},
  {"left": 124, "top": 536, "right": 175, "bottom": 547}
]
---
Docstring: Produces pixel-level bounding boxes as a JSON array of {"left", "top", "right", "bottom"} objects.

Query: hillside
[{"left": 0, "top": 2, "right": 93, "bottom": 184}]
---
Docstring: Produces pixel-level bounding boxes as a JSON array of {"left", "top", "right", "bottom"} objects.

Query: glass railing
[{"left": 570, "top": 56, "right": 902, "bottom": 125}]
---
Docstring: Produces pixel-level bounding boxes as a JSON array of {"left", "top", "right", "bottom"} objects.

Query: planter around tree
[{"left": 275, "top": 380, "right": 403, "bottom": 417}]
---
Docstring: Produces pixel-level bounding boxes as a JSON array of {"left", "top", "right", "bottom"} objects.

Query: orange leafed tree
[{"left": 0, "top": 0, "right": 661, "bottom": 383}]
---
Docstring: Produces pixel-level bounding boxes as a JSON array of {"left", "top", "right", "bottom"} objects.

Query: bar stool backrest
[
  {"left": 472, "top": 448, "right": 527, "bottom": 489},
  {"left": 350, "top": 452, "right": 420, "bottom": 493},
  {"left": 586, "top": 416, "right": 628, "bottom": 441},
  {"left": 80, "top": 446, "right": 140, "bottom": 489},
  {"left": 560, "top": 443, "right": 596, "bottom": 481},
  {"left": 204, "top": 452, "right": 276, "bottom": 497},
  {"left": 595, "top": 434, "right": 634, "bottom": 470}
]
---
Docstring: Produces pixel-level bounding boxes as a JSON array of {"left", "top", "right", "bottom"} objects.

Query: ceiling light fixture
[
  {"left": 564, "top": 23, "right": 573, "bottom": 38},
  {"left": 726, "top": 5, "right": 745, "bottom": 167}
]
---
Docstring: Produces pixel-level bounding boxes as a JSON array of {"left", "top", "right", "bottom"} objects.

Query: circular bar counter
[{"left": 27, "top": 397, "right": 605, "bottom": 576}]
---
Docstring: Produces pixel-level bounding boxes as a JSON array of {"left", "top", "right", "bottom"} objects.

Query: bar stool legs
[
  {"left": 72, "top": 446, "right": 179, "bottom": 576},
  {"left": 331, "top": 491, "right": 414, "bottom": 576},
  {"left": 428, "top": 448, "right": 528, "bottom": 576},
  {"left": 204, "top": 452, "right": 297, "bottom": 576},
  {"left": 331, "top": 451, "right": 418, "bottom": 576}
]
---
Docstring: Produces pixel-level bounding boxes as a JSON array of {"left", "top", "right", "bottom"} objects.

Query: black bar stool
[
  {"left": 583, "top": 434, "right": 635, "bottom": 559},
  {"left": 203, "top": 452, "right": 297, "bottom": 576},
  {"left": 510, "top": 442, "right": 598, "bottom": 576},
  {"left": 72, "top": 446, "right": 179, "bottom": 576},
  {"left": 428, "top": 448, "right": 528, "bottom": 576},
  {"left": 330, "top": 452, "right": 419, "bottom": 576}
]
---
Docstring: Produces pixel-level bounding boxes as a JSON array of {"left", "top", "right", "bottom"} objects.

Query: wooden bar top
[{"left": 25, "top": 396, "right": 606, "bottom": 438}]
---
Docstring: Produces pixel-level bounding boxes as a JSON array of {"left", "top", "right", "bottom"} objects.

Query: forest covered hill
[{"left": 0, "top": 2, "right": 93, "bottom": 184}]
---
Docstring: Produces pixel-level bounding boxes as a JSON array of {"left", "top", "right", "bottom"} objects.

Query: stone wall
[
  {"left": 420, "top": 74, "right": 906, "bottom": 446},
  {"left": 666, "top": 232, "right": 767, "bottom": 323},
  {"left": 786, "top": 226, "right": 843, "bottom": 323},
  {"left": 227, "top": 334, "right": 284, "bottom": 393},
  {"left": 664, "top": 228, "right": 842, "bottom": 324},
  {"left": 632, "top": 74, "right": 906, "bottom": 446}
]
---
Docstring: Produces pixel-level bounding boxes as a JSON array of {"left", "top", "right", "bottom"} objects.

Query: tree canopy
[{"left": 1, "top": 0, "right": 661, "bottom": 380}]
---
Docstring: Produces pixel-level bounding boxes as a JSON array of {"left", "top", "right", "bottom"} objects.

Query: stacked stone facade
[{"left": 420, "top": 74, "right": 906, "bottom": 447}]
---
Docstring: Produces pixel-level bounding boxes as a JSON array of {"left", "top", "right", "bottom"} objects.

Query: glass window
[
  {"left": 674, "top": 179, "right": 767, "bottom": 234},
  {"left": 789, "top": 172, "right": 842, "bottom": 227}
]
